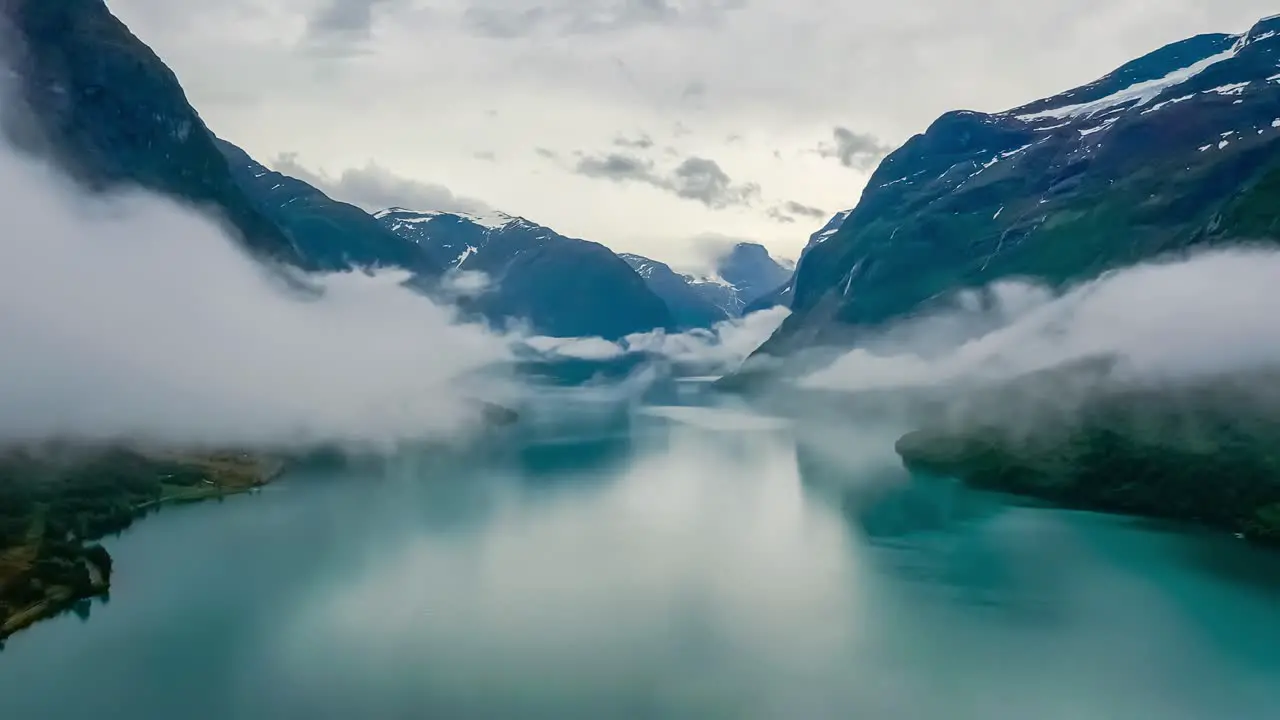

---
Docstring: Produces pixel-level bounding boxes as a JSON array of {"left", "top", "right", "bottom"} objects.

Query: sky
[{"left": 107, "top": 0, "right": 1277, "bottom": 267}]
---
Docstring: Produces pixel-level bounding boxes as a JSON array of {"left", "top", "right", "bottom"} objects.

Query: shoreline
[{"left": 0, "top": 451, "right": 287, "bottom": 644}]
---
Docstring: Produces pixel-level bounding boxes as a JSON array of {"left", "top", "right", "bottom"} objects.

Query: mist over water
[
  {"left": 0, "top": 97, "right": 778, "bottom": 450},
  {"left": 2, "top": 400, "right": 1279, "bottom": 719}
]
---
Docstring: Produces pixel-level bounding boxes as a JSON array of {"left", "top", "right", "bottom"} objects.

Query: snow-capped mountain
[
  {"left": 377, "top": 208, "right": 674, "bottom": 340},
  {"left": 620, "top": 242, "right": 794, "bottom": 327},
  {"left": 757, "top": 13, "right": 1280, "bottom": 357},
  {"left": 216, "top": 140, "right": 448, "bottom": 276},
  {"left": 617, "top": 253, "right": 732, "bottom": 329}
]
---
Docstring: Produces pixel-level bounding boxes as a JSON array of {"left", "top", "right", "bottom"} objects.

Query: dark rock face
[
  {"left": 0, "top": 0, "right": 305, "bottom": 266},
  {"left": 215, "top": 139, "right": 446, "bottom": 277},
  {"left": 378, "top": 209, "right": 674, "bottom": 340},
  {"left": 618, "top": 254, "right": 731, "bottom": 329},
  {"left": 761, "top": 17, "right": 1280, "bottom": 356}
]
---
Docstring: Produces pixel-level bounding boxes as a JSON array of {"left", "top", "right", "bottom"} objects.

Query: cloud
[
  {"left": 801, "top": 247, "right": 1280, "bottom": 395},
  {"left": 0, "top": 127, "right": 518, "bottom": 449},
  {"left": 524, "top": 306, "right": 791, "bottom": 374},
  {"left": 681, "top": 81, "right": 708, "bottom": 105},
  {"left": 307, "top": 0, "right": 393, "bottom": 37},
  {"left": 301, "top": 0, "right": 411, "bottom": 56},
  {"left": 613, "top": 133, "right": 654, "bottom": 150},
  {"left": 473, "top": 150, "right": 497, "bottom": 162},
  {"left": 575, "top": 152, "right": 656, "bottom": 180},
  {"left": 534, "top": 147, "right": 559, "bottom": 159},
  {"left": 816, "top": 127, "right": 895, "bottom": 171},
  {"left": 271, "top": 153, "right": 490, "bottom": 214},
  {"left": 574, "top": 152, "right": 760, "bottom": 209},
  {"left": 463, "top": 0, "right": 748, "bottom": 38},
  {"left": 767, "top": 200, "right": 826, "bottom": 224}
]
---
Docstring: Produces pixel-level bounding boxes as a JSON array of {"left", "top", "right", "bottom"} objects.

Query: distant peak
[{"left": 374, "top": 206, "right": 524, "bottom": 231}]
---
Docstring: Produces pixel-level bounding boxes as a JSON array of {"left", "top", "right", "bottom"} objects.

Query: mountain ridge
[
  {"left": 0, "top": 0, "right": 307, "bottom": 267},
  {"left": 754, "top": 14, "right": 1280, "bottom": 358},
  {"left": 376, "top": 206, "right": 675, "bottom": 340}
]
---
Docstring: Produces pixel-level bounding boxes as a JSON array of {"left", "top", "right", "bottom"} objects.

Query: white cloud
[
  {"left": 0, "top": 120, "right": 514, "bottom": 450},
  {"left": 801, "top": 248, "right": 1280, "bottom": 394},
  {"left": 523, "top": 305, "right": 791, "bottom": 374}
]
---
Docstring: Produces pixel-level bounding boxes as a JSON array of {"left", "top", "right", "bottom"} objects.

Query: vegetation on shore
[
  {"left": 0, "top": 447, "right": 282, "bottom": 642},
  {"left": 895, "top": 368, "right": 1280, "bottom": 545}
]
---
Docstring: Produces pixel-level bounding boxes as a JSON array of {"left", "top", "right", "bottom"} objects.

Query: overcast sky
[{"left": 108, "top": 0, "right": 1275, "bottom": 267}]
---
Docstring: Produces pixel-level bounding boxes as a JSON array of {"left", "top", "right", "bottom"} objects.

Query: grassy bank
[{"left": 0, "top": 448, "right": 283, "bottom": 642}]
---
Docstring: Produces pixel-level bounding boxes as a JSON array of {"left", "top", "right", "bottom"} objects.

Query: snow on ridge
[
  {"left": 1014, "top": 44, "right": 1240, "bottom": 122},
  {"left": 815, "top": 210, "right": 852, "bottom": 240},
  {"left": 457, "top": 209, "right": 519, "bottom": 230},
  {"left": 1206, "top": 81, "right": 1252, "bottom": 96}
]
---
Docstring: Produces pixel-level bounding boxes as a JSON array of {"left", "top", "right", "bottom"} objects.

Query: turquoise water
[{"left": 2, "top": 402, "right": 1279, "bottom": 719}]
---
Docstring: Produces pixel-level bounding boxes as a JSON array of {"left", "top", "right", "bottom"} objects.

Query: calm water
[{"left": 3, "top": 399, "right": 1280, "bottom": 719}]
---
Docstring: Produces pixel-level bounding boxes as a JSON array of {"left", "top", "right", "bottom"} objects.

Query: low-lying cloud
[
  {"left": 527, "top": 306, "right": 791, "bottom": 375},
  {"left": 0, "top": 129, "right": 514, "bottom": 449},
  {"left": 801, "top": 248, "right": 1280, "bottom": 394}
]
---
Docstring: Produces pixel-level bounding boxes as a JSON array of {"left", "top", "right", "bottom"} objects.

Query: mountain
[
  {"left": 621, "top": 242, "right": 794, "bottom": 326},
  {"left": 743, "top": 210, "right": 852, "bottom": 314},
  {"left": 214, "top": 139, "right": 446, "bottom": 276},
  {"left": 713, "top": 242, "right": 792, "bottom": 309},
  {"left": 756, "top": 16, "right": 1280, "bottom": 357},
  {"left": 0, "top": 0, "right": 305, "bottom": 267},
  {"left": 617, "top": 254, "right": 731, "bottom": 329},
  {"left": 377, "top": 208, "right": 674, "bottom": 339}
]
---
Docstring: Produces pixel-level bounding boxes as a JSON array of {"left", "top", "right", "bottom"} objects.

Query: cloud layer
[
  {"left": 0, "top": 122, "right": 512, "bottom": 449},
  {"left": 529, "top": 306, "right": 791, "bottom": 374},
  {"left": 801, "top": 248, "right": 1280, "bottom": 394}
]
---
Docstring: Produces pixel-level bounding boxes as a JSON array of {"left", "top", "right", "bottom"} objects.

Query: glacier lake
[{"left": 2, "top": 396, "right": 1279, "bottom": 720}]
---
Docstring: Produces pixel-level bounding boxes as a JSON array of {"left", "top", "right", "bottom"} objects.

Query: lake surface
[{"left": 3, "top": 397, "right": 1280, "bottom": 719}]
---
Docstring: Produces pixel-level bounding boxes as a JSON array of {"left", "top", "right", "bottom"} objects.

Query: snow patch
[
  {"left": 1014, "top": 45, "right": 1239, "bottom": 121},
  {"left": 1205, "top": 81, "right": 1251, "bottom": 96},
  {"left": 1140, "top": 95, "right": 1194, "bottom": 114},
  {"left": 454, "top": 245, "right": 478, "bottom": 268},
  {"left": 1080, "top": 117, "right": 1119, "bottom": 137}
]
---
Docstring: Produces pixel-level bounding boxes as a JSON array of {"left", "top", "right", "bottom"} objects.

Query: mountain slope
[
  {"left": 0, "top": 0, "right": 304, "bottom": 266},
  {"left": 743, "top": 210, "right": 851, "bottom": 314},
  {"left": 758, "top": 16, "right": 1280, "bottom": 357},
  {"left": 378, "top": 208, "right": 674, "bottom": 339},
  {"left": 622, "top": 242, "right": 794, "bottom": 325},
  {"left": 215, "top": 139, "right": 446, "bottom": 276},
  {"left": 618, "top": 253, "right": 731, "bottom": 329}
]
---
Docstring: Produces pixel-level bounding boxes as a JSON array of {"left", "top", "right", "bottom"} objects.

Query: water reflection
[{"left": 1, "top": 402, "right": 1279, "bottom": 719}]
